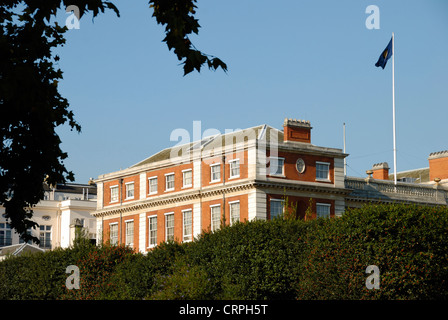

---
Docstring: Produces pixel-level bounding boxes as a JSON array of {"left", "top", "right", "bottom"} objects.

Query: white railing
[{"left": 345, "top": 176, "right": 446, "bottom": 200}]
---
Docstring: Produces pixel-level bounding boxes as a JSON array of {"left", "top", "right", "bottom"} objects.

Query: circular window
[
  {"left": 42, "top": 215, "right": 51, "bottom": 221},
  {"left": 296, "top": 158, "right": 306, "bottom": 174}
]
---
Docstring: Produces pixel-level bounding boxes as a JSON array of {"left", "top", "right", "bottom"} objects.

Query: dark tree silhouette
[{"left": 0, "top": 0, "right": 226, "bottom": 244}]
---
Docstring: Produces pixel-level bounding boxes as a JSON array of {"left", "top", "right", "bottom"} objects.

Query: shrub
[
  {"left": 295, "top": 203, "right": 448, "bottom": 300},
  {"left": 181, "top": 218, "right": 309, "bottom": 300},
  {"left": 110, "top": 241, "right": 186, "bottom": 299},
  {"left": 60, "top": 243, "right": 134, "bottom": 300},
  {"left": 149, "top": 257, "right": 214, "bottom": 300},
  {"left": 1, "top": 203, "right": 447, "bottom": 300},
  {"left": 0, "top": 239, "right": 94, "bottom": 300}
]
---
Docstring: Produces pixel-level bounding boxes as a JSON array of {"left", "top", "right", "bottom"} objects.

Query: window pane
[
  {"left": 125, "top": 221, "right": 134, "bottom": 247},
  {"left": 183, "top": 170, "right": 192, "bottom": 187},
  {"left": 183, "top": 210, "right": 192, "bottom": 242},
  {"left": 110, "top": 224, "right": 118, "bottom": 246},
  {"left": 166, "top": 174, "right": 175, "bottom": 190},
  {"left": 149, "top": 216, "right": 157, "bottom": 246},
  {"left": 211, "top": 206, "right": 221, "bottom": 231},
  {"left": 316, "top": 163, "right": 329, "bottom": 180},
  {"left": 317, "top": 204, "right": 330, "bottom": 218},
  {"left": 111, "top": 186, "right": 118, "bottom": 202},
  {"left": 270, "top": 200, "right": 284, "bottom": 219},
  {"left": 165, "top": 214, "right": 174, "bottom": 241},
  {"left": 230, "top": 160, "right": 240, "bottom": 177},
  {"left": 39, "top": 225, "right": 51, "bottom": 249},
  {"left": 19, "top": 228, "right": 32, "bottom": 244},
  {"left": 270, "top": 158, "right": 284, "bottom": 175},
  {"left": 126, "top": 183, "right": 134, "bottom": 199},
  {"left": 211, "top": 165, "right": 220, "bottom": 181},
  {"left": 149, "top": 178, "right": 158, "bottom": 194},
  {"left": 230, "top": 202, "right": 240, "bottom": 225},
  {"left": 0, "top": 227, "right": 12, "bottom": 247}
]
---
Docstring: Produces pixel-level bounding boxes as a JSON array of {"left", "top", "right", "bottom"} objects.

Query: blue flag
[{"left": 375, "top": 37, "right": 393, "bottom": 69}]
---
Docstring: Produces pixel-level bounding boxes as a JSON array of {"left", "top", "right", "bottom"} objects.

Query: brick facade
[{"left": 93, "top": 119, "right": 349, "bottom": 252}]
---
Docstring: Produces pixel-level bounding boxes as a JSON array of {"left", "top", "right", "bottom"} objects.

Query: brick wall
[
  {"left": 429, "top": 155, "right": 448, "bottom": 181},
  {"left": 102, "top": 213, "right": 140, "bottom": 252},
  {"left": 103, "top": 175, "right": 140, "bottom": 207},
  {"left": 146, "top": 163, "right": 194, "bottom": 197},
  {"left": 267, "top": 194, "right": 335, "bottom": 220},
  {"left": 266, "top": 150, "right": 334, "bottom": 184}
]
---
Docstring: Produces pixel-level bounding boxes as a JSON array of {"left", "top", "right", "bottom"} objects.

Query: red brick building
[{"left": 92, "top": 118, "right": 349, "bottom": 252}]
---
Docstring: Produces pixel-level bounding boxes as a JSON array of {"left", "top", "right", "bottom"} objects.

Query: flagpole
[
  {"left": 343, "top": 122, "right": 347, "bottom": 177},
  {"left": 392, "top": 32, "right": 397, "bottom": 185}
]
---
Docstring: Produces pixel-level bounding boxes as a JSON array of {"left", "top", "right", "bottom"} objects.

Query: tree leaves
[
  {"left": 1, "top": 0, "right": 226, "bottom": 243},
  {"left": 0, "top": 1, "right": 120, "bottom": 243},
  {"left": 149, "top": 0, "right": 227, "bottom": 75}
]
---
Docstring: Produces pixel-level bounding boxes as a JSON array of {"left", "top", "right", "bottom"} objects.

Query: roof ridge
[{"left": 129, "top": 124, "right": 271, "bottom": 168}]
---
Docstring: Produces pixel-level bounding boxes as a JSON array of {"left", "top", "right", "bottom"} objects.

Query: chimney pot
[{"left": 283, "top": 117, "right": 312, "bottom": 143}]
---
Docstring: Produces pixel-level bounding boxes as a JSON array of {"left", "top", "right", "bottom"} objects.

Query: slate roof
[
  {"left": 389, "top": 167, "right": 430, "bottom": 183},
  {"left": 43, "top": 182, "right": 97, "bottom": 195},
  {"left": 130, "top": 124, "right": 283, "bottom": 168}
]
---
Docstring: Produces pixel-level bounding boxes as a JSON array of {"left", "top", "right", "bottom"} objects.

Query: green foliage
[
  {"left": 0, "top": 237, "right": 94, "bottom": 299},
  {"left": 149, "top": 257, "right": 214, "bottom": 300},
  {"left": 1, "top": 204, "right": 447, "bottom": 300},
  {"left": 295, "top": 203, "right": 448, "bottom": 300},
  {"left": 150, "top": 0, "right": 227, "bottom": 75},
  {"left": 61, "top": 243, "right": 134, "bottom": 300},
  {"left": 182, "top": 218, "right": 309, "bottom": 300},
  {"left": 0, "top": 0, "right": 225, "bottom": 243},
  {"left": 110, "top": 241, "right": 186, "bottom": 300}
]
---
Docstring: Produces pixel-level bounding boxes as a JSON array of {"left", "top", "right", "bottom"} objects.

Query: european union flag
[{"left": 375, "top": 37, "right": 393, "bottom": 69}]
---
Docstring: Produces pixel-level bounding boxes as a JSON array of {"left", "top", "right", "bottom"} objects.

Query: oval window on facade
[{"left": 296, "top": 158, "right": 306, "bottom": 174}]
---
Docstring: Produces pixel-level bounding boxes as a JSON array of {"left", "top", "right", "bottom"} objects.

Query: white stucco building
[{"left": 0, "top": 182, "right": 97, "bottom": 259}]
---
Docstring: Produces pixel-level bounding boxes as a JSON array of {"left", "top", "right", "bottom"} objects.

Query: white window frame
[
  {"left": 148, "top": 215, "right": 157, "bottom": 248},
  {"left": 148, "top": 176, "right": 158, "bottom": 195},
  {"left": 316, "top": 161, "right": 330, "bottom": 182},
  {"left": 165, "top": 173, "right": 175, "bottom": 191},
  {"left": 0, "top": 222, "right": 12, "bottom": 247},
  {"left": 39, "top": 225, "right": 52, "bottom": 249},
  {"left": 229, "top": 200, "right": 240, "bottom": 225},
  {"left": 270, "top": 199, "right": 285, "bottom": 220},
  {"left": 164, "top": 212, "right": 175, "bottom": 242},
  {"left": 19, "top": 227, "right": 32, "bottom": 244},
  {"left": 125, "top": 182, "right": 135, "bottom": 200},
  {"left": 109, "top": 222, "right": 118, "bottom": 246},
  {"left": 182, "top": 209, "right": 193, "bottom": 242},
  {"left": 269, "top": 157, "right": 285, "bottom": 177},
  {"left": 182, "top": 169, "right": 193, "bottom": 188},
  {"left": 316, "top": 203, "right": 331, "bottom": 218},
  {"left": 210, "top": 163, "right": 221, "bottom": 183},
  {"left": 125, "top": 219, "right": 134, "bottom": 248},
  {"left": 110, "top": 185, "right": 119, "bottom": 203},
  {"left": 229, "top": 159, "right": 240, "bottom": 179},
  {"left": 210, "top": 204, "right": 221, "bottom": 232}
]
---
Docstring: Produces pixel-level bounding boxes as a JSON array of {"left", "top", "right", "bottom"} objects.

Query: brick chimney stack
[
  {"left": 283, "top": 118, "right": 312, "bottom": 143},
  {"left": 428, "top": 150, "right": 448, "bottom": 181},
  {"left": 371, "top": 162, "right": 390, "bottom": 180}
]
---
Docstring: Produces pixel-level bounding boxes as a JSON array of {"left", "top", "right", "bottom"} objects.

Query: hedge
[
  {"left": 0, "top": 203, "right": 447, "bottom": 300},
  {"left": 295, "top": 203, "right": 448, "bottom": 299}
]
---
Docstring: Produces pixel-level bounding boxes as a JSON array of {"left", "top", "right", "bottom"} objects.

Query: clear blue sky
[{"left": 53, "top": 0, "right": 448, "bottom": 184}]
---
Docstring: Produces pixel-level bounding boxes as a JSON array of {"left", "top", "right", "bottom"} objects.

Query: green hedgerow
[{"left": 295, "top": 203, "right": 448, "bottom": 300}]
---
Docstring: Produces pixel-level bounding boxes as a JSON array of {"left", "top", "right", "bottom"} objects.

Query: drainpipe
[
  {"left": 222, "top": 155, "right": 226, "bottom": 227},
  {"left": 119, "top": 178, "right": 123, "bottom": 245}
]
